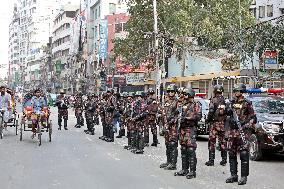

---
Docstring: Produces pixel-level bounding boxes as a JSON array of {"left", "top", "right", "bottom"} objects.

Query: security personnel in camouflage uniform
[
  {"left": 145, "top": 88, "right": 159, "bottom": 147},
  {"left": 174, "top": 88, "right": 202, "bottom": 179},
  {"left": 104, "top": 90, "right": 117, "bottom": 142},
  {"left": 160, "top": 84, "right": 179, "bottom": 170},
  {"left": 116, "top": 92, "right": 128, "bottom": 138},
  {"left": 226, "top": 84, "right": 256, "bottom": 185},
  {"left": 205, "top": 85, "right": 228, "bottom": 166},
  {"left": 131, "top": 91, "right": 146, "bottom": 154},
  {"left": 93, "top": 94, "right": 100, "bottom": 126},
  {"left": 124, "top": 92, "right": 134, "bottom": 149},
  {"left": 74, "top": 92, "right": 84, "bottom": 128},
  {"left": 56, "top": 90, "right": 69, "bottom": 130},
  {"left": 99, "top": 93, "right": 108, "bottom": 140},
  {"left": 84, "top": 94, "right": 97, "bottom": 135}
]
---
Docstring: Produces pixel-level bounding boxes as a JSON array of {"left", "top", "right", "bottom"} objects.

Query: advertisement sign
[
  {"left": 99, "top": 20, "right": 108, "bottom": 60},
  {"left": 125, "top": 73, "right": 145, "bottom": 84},
  {"left": 264, "top": 50, "right": 278, "bottom": 69}
]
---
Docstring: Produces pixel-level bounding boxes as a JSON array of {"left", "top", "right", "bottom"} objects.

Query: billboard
[
  {"left": 99, "top": 20, "right": 108, "bottom": 60},
  {"left": 125, "top": 73, "right": 145, "bottom": 84},
  {"left": 264, "top": 50, "right": 278, "bottom": 69}
]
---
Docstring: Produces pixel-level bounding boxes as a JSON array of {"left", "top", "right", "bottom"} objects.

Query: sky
[{"left": 0, "top": 0, "right": 14, "bottom": 79}]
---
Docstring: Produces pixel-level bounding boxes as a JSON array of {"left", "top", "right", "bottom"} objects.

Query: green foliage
[{"left": 114, "top": 0, "right": 256, "bottom": 65}]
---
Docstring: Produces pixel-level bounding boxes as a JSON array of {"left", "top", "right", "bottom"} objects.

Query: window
[
  {"left": 109, "top": 3, "right": 116, "bottom": 14},
  {"left": 267, "top": 5, "right": 273, "bottom": 17},
  {"left": 249, "top": 8, "right": 256, "bottom": 18},
  {"left": 95, "top": 9, "right": 97, "bottom": 19},
  {"left": 98, "top": 6, "right": 101, "bottom": 17},
  {"left": 281, "top": 9, "right": 284, "bottom": 15},
  {"left": 251, "top": 0, "right": 256, "bottom": 5},
  {"left": 259, "top": 6, "right": 265, "bottom": 18},
  {"left": 115, "top": 23, "right": 123, "bottom": 33}
]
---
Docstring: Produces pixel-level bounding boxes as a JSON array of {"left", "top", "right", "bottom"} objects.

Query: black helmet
[
  {"left": 141, "top": 92, "right": 147, "bottom": 97},
  {"left": 60, "top": 89, "right": 65, "bottom": 94},
  {"left": 166, "top": 84, "right": 177, "bottom": 92},
  {"left": 213, "top": 85, "right": 224, "bottom": 93},
  {"left": 147, "top": 88, "right": 155, "bottom": 94},
  {"left": 185, "top": 88, "right": 195, "bottom": 98},
  {"left": 178, "top": 87, "right": 185, "bottom": 94},
  {"left": 233, "top": 83, "right": 246, "bottom": 93}
]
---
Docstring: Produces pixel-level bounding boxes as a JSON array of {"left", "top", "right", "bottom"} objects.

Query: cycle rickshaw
[
  {"left": 0, "top": 88, "right": 19, "bottom": 139},
  {"left": 20, "top": 93, "right": 52, "bottom": 146}
]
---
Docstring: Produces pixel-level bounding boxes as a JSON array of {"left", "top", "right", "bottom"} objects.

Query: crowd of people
[
  {"left": 54, "top": 83, "right": 255, "bottom": 185},
  {"left": 0, "top": 83, "right": 256, "bottom": 185}
]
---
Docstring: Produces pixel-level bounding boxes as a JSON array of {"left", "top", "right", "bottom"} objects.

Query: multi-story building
[
  {"left": 250, "top": 0, "right": 284, "bottom": 22},
  {"left": 51, "top": 4, "right": 79, "bottom": 93},
  {"left": 8, "top": 3, "right": 20, "bottom": 90}
]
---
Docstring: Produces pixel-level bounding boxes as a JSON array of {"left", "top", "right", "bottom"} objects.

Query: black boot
[
  {"left": 64, "top": 119, "right": 68, "bottom": 130},
  {"left": 160, "top": 146, "right": 170, "bottom": 168},
  {"left": 205, "top": 150, "right": 215, "bottom": 166},
  {"left": 186, "top": 148, "right": 196, "bottom": 179},
  {"left": 135, "top": 132, "right": 144, "bottom": 154},
  {"left": 174, "top": 146, "right": 189, "bottom": 176},
  {"left": 124, "top": 131, "right": 131, "bottom": 149},
  {"left": 151, "top": 134, "right": 158, "bottom": 147},
  {"left": 226, "top": 152, "right": 238, "bottom": 183},
  {"left": 220, "top": 150, "right": 227, "bottom": 166},
  {"left": 58, "top": 125, "right": 61, "bottom": 130},
  {"left": 238, "top": 150, "right": 249, "bottom": 185},
  {"left": 144, "top": 133, "right": 149, "bottom": 147},
  {"left": 164, "top": 143, "right": 177, "bottom": 170}
]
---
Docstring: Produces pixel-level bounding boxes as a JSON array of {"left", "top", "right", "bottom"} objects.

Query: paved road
[{"left": 0, "top": 106, "right": 283, "bottom": 189}]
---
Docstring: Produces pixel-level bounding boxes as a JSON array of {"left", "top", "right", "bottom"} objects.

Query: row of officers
[{"left": 56, "top": 83, "right": 255, "bottom": 186}]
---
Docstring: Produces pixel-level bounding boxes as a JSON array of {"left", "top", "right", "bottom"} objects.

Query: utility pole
[{"left": 153, "top": 0, "right": 160, "bottom": 101}]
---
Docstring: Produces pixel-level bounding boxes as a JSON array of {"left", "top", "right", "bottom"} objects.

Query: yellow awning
[
  {"left": 166, "top": 70, "right": 240, "bottom": 82},
  {"left": 131, "top": 80, "right": 155, "bottom": 86}
]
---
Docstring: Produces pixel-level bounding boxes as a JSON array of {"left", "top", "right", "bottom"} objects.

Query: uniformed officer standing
[
  {"left": 104, "top": 90, "right": 117, "bottom": 142},
  {"left": 74, "top": 92, "right": 84, "bottom": 128},
  {"left": 205, "top": 85, "right": 228, "bottom": 166},
  {"left": 123, "top": 93, "right": 134, "bottom": 150},
  {"left": 145, "top": 88, "right": 159, "bottom": 147},
  {"left": 160, "top": 85, "right": 179, "bottom": 170},
  {"left": 84, "top": 94, "right": 97, "bottom": 135},
  {"left": 56, "top": 90, "right": 69, "bottom": 130},
  {"left": 131, "top": 91, "right": 146, "bottom": 154},
  {"left": 226, "top": 84, "right": 256, "bottom": 185},
  {"left": 99, "top": 93, "right": 107, "bottom": 140},
  {"left": 174, "top": 88, "right": 202, "bottom": 179},
  {"left": 116, "top": 92, "right": 128, "bottom": 138}
]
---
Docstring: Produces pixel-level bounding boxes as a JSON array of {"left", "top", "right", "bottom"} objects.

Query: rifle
[{"left": 231, "top": 107, "right": 248, "bottom": 146}]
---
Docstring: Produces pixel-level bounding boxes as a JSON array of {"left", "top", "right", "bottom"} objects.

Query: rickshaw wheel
[{"left": 49, "top": 120, "right": 52, "bottom": 142}]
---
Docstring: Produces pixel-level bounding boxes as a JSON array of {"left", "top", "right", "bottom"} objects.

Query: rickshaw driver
[
  {"left": 0, "top": 86, "right": 12, "bottom": 130},
  {"left": 30, "top": 89, "right": 47, "bottom": 139}
]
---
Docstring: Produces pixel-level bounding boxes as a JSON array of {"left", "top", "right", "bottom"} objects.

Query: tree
[{"left": 114, "top": 0, "right": 255, "bottom": 69}]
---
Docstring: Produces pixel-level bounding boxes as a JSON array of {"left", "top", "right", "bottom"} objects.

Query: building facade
[
  {"left": 8, "top": 3, "right": 20, "bottom": 90},
  {"left": 250, "top": 0, "right": 284, "bottom": 22}
]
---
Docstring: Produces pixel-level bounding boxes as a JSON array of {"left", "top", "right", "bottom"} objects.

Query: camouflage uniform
[
  {"left": 56, "top": 94, "right": 69, "bottom": 130},
  {"left": 123, "top": 96, "right": 134, "bottom": 150},
  {"left": 84, "top": 96, "right": 97, "bottom": 135},
  {"left": 99, "top": 94, "right": 107, "bottom": 140},
  {"left": 226, "top": 95, "right": 255, "bottom": 185},
  {"left": 145, "top": 95, "right": 159, "bottom": 146},
  {"left": 74, "top": 95, "right": 84, "bottom": 128},
  {"left": 175, "top": 98, "right": 202, "bottom": 179},
  {"left": 205, "top": 94, "right": 228, "bottom": 166},
  {"left": 131, "top": 97, "right": 146, "bottom": 154},
  {"left": 104, "top": 93, "right": 117, "bottom": 142},
  {"left": 160, "top": 96, "right": 179, "bottom": 170}
]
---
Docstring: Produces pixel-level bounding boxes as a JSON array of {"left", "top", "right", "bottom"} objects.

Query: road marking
[{"left": 86, "top": 136, "right": 93, "bottom": 141}]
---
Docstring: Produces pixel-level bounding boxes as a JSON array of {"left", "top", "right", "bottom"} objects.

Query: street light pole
[{"left": 153, "top": 0, "right": 160, "bottom": 101}]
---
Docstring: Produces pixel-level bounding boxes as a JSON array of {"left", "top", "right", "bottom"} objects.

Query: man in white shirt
[{"left": 0, "top": 86, "right": 12, "bottom": 130}]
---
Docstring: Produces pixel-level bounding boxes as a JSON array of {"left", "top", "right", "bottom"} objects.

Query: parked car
[
  {"left": 195, "top": 97, "right": 210, "bottom": 135},
  {"left": 246, "top": 95, "right": 284, "bottom": 161}
]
